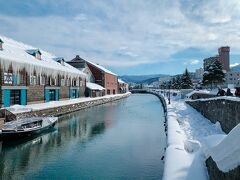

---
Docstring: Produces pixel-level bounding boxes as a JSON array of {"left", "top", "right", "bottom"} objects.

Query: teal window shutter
[
  {"left": 45, "top": 89, "right": 50, "bottom": 102},
  {"left": 3, "top": 89, "right": 11, "bottom": 107},
  {"left": 55, "top": 89, "right": 59, "bottom": 101},
  {"left": 13, "top": 74, "right": 19, "bottom": 85},
  {"left": 76, "top": 89, "right": 79, "bottom": 98},
  {"left": 69, "top": 89, "right": 72, "bottom": 99},
  {"left": 20, "top": 89, "right": 27, "bottom": 105}
]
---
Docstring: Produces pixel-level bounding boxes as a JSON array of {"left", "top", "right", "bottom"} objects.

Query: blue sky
[{"left": 0, "top": 0, "right": 240, "bottom": 75}]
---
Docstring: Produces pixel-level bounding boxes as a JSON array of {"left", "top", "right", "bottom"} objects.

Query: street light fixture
[{"left": 168, "top": 81, "right": 171, "bottom": 104}]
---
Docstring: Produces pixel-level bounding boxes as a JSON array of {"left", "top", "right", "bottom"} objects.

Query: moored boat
[{"left": 0, "top": 116, "right": 58, "bottom": 140}]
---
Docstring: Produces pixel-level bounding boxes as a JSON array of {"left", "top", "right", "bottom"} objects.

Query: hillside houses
[{"left": 0, "top": 35, "right": 128, "bottom": 107}]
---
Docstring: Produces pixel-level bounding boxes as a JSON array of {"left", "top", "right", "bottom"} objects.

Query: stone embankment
[
  {"left": 15, "top": 93, "right": 131, "bottom": 119},
  {"left": 186, "top": 97, "right": 240, "bottom": 134},
  {"left": 186, "top": 96, "right": 240, "bottom": 180}
]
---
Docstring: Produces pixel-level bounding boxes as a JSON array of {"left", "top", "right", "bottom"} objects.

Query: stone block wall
[
  {"left": 186, "top": 98, "right": 240, "bottom": 179},
  {"left": 186, "top": 98, "right": 240, "bottom": 133},
  {"left": 27, "top": 85, "right": 45, "bottom": 103},
  {"left": 59, "top": 86, "right": 69, "bottom": 99},
  {"left": 15, "top": 93, "right": 131, "bottom": 119},
  {"left": 206, "top": 157, "right": 240, "bottom": 180}
]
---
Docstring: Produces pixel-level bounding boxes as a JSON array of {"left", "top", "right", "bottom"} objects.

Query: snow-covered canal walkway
[{"left": 163, "top": 98, "right": 225, "bottom": 180}]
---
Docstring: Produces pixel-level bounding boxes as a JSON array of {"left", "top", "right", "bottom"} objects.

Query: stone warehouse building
[
  {"left": 68, "top": 55, "right": 118, "bottom": 95},
  {"left": 0, "top": 36, "right": 86, "bottom": 107}
]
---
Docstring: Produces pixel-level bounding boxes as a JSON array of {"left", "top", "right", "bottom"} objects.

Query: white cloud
[
  {"left": 0, "top": 0, "right": 240, "bottom": 69},
  {"left": 184, "top": 59, "right": 200, "bottom": 66},
  {"left": 230, "top": 63, "right": 239, "bottom": 67}
]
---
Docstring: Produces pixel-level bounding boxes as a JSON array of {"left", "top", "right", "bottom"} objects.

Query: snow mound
[
  {"left": 6, "top": 105, "right": 32, "bottom": 113},
  {"left": 208, "top": 123, "right": 240, "bottom": 172},
  {"left": 184, "top": 140, "right": 201, "bottom": 153}
]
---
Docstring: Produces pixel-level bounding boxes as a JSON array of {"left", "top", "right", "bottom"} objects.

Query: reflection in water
[
  {"left": 0, "top": 109, "right": 107, "bottom": 180},
  {"left": 0, "top": 94, "right": 166, "bottom": 180}
]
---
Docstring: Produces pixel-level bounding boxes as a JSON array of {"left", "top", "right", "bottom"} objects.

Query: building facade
[
  {"left": 69, "top": 55, "right": 118, "bottom": 95},
  {"left": 0, "top": 36, "right": 86, "bottom": 108},
  {"left": 118, "top": 79, "right": 128, "bottom": 93},
  {"left": 225, "top": 71, "right": 240, "bottom": 87},
  {"left": 218, "top": 46, "right": 230, "bottom": 72},
  {"left": 195, "top": 68, "right": 204, "bottom": 80}
]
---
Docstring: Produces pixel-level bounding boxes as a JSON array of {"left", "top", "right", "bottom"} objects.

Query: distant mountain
[
  {"left": 231, "top": 64, "right": 240, "bottom": 72},
  {"left": 120, "top": 74, "right": 169, "bottom": 83}
]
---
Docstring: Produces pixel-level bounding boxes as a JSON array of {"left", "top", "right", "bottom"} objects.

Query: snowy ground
[
  {"left": 163, "top": 95, "right": 225, "bottom": 180},
  {"left": 5, "top": 92, "right": 131, "bottom": 114}
]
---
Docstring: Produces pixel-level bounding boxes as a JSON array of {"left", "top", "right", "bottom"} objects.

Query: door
[
  {"left": 10, "top": 90, "right": 21, "bottom": 105},
  {"left": 49, "top": 89, "right": 56, "bottom": 101}
]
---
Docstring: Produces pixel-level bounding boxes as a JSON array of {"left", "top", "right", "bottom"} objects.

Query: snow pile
[
  {"left": 6, "top": 105, "right": 32, "bottom": 113},
  {"left": 8, "top": 92, "right": 131, "bottom": 113},
  {"left": 206, "top": 123, "right": 240, "bottom": 172},
  {"left": 163, "top": 99, "right": 225, "bottom": 180},
  {"left": 86, "top": 82, "right": 105, "bottom": 90},
  {"left": 118, "top": 79, "right": 126, "bottom": 84},
  {"left": 186, "top": 89, "right": 218, "bottom": 98}
]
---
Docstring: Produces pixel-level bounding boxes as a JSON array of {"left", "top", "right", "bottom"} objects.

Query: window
[
  {"left": 107, "top": 89, "right": 110, "bottom": 95},
  {"left": 30, "top": 75, "right": 36, "bottom": 85},
  {"left": 40, "top": 75, "right": 45, "bottom": 85},
  {"left": 67, "top": 79, "right": 70, "bottom": 86},
  {"left": 113, "top": 89, "right": 116, "bottom": 94},
  {"left": 54, "top": 77, "right": 57, "bottom": 86},
  {"left": 4, "top": 72, "right": 13, "bottom": 84},
  {"left": 13, "top": 74, "right": 20, "bottom": 85},
  {"left": 76, "top": 79, "right": 79, "bottom": 87},
  {"left": 61, "top": 79, "right": 65, "bottom": 86},
  {"left": 49, "top": 77, "right": 56, "bottom": 86},
  {"left": 49, "top": 89, "right": 55, "bottom": 101},
  {"left": 72, "top": 79, "right": 76, "bottom": 86},
  {"left": 80, "top": 81, "right": 83, "bottom": 87},
  {"left": 72, "top": 89, "right": 77, "bottom": 98},
  {"left": 10, "top": 90, "right": 21, "bottom": 105}
]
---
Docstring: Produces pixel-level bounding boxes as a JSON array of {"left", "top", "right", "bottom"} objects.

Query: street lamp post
[{"left": 168, "top": 81, "right": 171, "bottom": 104}]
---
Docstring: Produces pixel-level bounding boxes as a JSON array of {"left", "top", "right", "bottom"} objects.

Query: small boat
[{"left": 1, "top": 117, "right": 57, "bottom": 140}]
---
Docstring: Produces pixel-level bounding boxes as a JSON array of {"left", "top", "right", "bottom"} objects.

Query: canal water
[{"left": 0, "top": 94, "right": 166, "bottom": 180}]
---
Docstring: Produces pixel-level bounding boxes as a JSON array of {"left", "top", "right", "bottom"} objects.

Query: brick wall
[
  {"left": 27, "top": 85, "right": 45, "bottom": 103},
  {"left": 59, "top": 86, "right": 69, "bottom": 99},
  {"left": 105, "top": 73, "right": 118, "bottom": 94}
]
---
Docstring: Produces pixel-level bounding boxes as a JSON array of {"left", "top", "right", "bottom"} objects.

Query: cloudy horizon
[{"left": 0, "top": 0, "right": 240, "bottom": 75}]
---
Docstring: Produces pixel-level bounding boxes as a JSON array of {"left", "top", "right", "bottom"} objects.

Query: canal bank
[
  {"left": 163, "top": 95, "right": 225, "bottom": 180},
  {"left": 0, "top": 94, "right": 166, "bottom": 179},
  {"left": 7, "top": 92, "right": 131, "bottom": 119}
]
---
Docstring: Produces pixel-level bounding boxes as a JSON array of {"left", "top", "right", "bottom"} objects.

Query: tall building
[
  {"left": 203, "top": 46, "right": 230, "bottom": 72},
  {"left": 195, "top": 68, "right": 204, "bottom": 79},
  {"left": 218, "top": 46, "right": 230, "bottom": 72}
]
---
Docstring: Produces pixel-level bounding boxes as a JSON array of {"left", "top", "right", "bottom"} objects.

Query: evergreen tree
[
  {"left": 202, "top": 60, "right": 225, "bottom": 88},
  {"left": 174, "top": 75, "right": 182, "bottom": 89},
  {"left": 181, "top": 69, "right": 193, "bottom": 89},
  {"left": 171, "top": 77, "right": 176, "bottom": 89}
]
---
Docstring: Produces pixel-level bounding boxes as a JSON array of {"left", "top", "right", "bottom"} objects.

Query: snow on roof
[
  {"left": 118, "top": 79, "right": 126, "bottom": 84},
  {"left": 86, "top": 60, "right": 117, "bottom": 76},
  {"left": 206, "top": 123, "right": 240, "bottom": 172},
  {"left": 0, "top": 35, "right": 86, "bottom": 78},
  {"left": 86, "top": 82, "right": 105, "bottom": 90}
]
